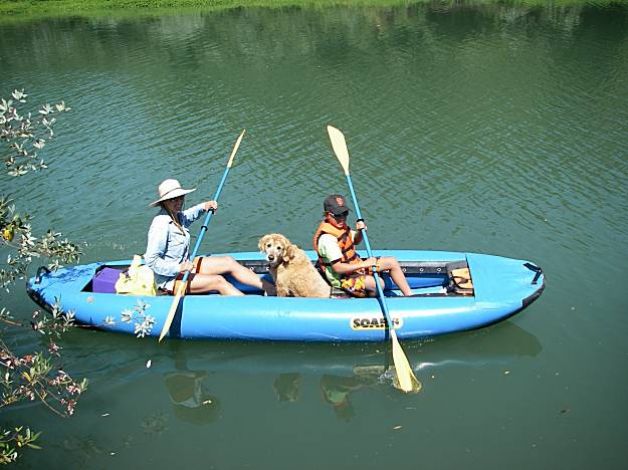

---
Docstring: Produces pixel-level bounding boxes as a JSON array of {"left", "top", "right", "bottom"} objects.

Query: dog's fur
[{"left": 258, "top": 233, "right": 331, "bottom": 298}]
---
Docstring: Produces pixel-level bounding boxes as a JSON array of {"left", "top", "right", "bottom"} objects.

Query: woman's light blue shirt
[{"left": 144, "top": 203, "right": 207, "bottom": 288}]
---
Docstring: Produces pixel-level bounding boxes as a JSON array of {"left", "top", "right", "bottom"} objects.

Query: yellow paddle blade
[
  {"left": 158, "top": 281, "right": 187, "bottom": 342},
  {"left": 226, "top": 129, "right": 246, "bottom": 168},
  {"left": 327, "top": 125, "right": 350, "bottom": 175},
  {"left": 390, "top": 330, "right": 422, "bottom": 393}
]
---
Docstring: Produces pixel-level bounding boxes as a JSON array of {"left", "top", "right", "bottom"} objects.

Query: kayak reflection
[{"left": 54, "top": 319, "right": 541, "bottom": 422}]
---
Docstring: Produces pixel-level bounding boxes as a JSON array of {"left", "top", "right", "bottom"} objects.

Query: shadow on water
[{"left": 49, "top": 319, "right": 541, "bottom": 425}]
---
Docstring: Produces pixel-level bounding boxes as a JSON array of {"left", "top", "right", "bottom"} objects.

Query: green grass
[
  {"left": 1, "top": 0, "right": 391, "bottom": 17},
  {"left": 1, "top": 0, "right": 370, "bottom": 23},
  {"left": 0, "top": 0, "right": 625, "bottom": 23}
]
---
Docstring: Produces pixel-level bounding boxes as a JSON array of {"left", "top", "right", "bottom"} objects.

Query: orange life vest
[{"left": 312, "top": 221, "right": 360, "bottom": 268}]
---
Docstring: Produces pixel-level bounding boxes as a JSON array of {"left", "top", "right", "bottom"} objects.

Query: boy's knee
[{"left": 379, "top": 256, "right": 399, "bottom": 270}]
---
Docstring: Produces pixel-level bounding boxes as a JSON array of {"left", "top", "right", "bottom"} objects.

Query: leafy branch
[
  {"left": 0, "top": 427, "right": 41, "bottom": 465},
  {"left": 1, "top": 89, "right": 70, "bottom": 177},
  {"left": 1, "top": 89, "right": 86, "bottom": 465}
]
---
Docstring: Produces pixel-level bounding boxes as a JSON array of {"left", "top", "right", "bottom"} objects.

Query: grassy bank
[
  {"left": 0, "top": 0, "right": 364, "bottom": 22},
  {"left": 2, "top": 0, "right": 391, "bottom": 19},
  {"left": 0, "top": 0, "right": 624, "bottom": 22}
]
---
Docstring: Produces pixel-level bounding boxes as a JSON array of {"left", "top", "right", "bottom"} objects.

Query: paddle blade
[
  {"left": 226, "top": 129, "right": 246, "bottom": 168},
  {"left": 390, "top": 330, "right": 422, "bottom": 393},
  {"left": 158, "top": 282, "right": 186, "bottom": 342},
  {"left": 327, "top": 125, "right": 350, "bottom": 175}
]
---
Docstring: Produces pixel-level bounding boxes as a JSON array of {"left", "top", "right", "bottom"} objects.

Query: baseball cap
[{"left": 323, "top": 194, "right": 351, "bottom": 216}]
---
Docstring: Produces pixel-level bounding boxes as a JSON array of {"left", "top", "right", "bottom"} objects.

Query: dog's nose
[{"left": 268, "top": 255, "right": 275, "bottom": 261}]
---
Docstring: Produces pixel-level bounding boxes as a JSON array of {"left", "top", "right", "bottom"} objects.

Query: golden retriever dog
[{"left": 258, "top": 233, "right": 331, "bottom": 298}]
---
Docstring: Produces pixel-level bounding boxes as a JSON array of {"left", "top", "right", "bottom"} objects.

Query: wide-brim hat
[{"left": 150, "top": 179, "right": 196, "bottom": 207}]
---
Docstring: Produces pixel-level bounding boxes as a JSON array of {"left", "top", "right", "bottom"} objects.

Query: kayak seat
[
  {"left": 447, "top": 267, "right": 475, "bottom": 296},
  {"left": 330, "top": 287, "right": 350, "bottom": 299}
]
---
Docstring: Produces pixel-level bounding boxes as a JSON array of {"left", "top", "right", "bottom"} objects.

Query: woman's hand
[
  {"left": 204, "top": 200, "right": 218, "bottom": 212},
  {"left": 179, "top": 260, "right": 195, "bottom": 273},
  {"left": 355, "top": 220, "right": 367, "bottom": 231}
]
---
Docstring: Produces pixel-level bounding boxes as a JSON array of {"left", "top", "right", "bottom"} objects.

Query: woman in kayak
[
  {"left": 145, "top": 178, "right": 264, "bottom": 296},
  {"left": 312, "top": 194, "right": 413, "bottom": 297}
]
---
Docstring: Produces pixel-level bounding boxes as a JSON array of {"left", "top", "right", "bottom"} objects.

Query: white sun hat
[{"left": 149, "top": 179, "right": 196, "bottom": 207}]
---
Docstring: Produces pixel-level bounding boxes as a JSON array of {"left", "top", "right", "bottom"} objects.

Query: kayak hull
[{"left": 26, "top": 250, "right": 544, "bottom": 342}]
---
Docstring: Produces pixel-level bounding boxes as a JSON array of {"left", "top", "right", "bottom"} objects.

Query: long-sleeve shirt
[{"left": 144, "top": 203, "right": 207, "bottom": 288}]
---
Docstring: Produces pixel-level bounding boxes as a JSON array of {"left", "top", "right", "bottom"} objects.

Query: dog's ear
[
  {"left": 258, "top": 235, "right": 269, "bottom": 252},
  {"left": 283, "top": 243, "right": 296, "bottom": 262}
]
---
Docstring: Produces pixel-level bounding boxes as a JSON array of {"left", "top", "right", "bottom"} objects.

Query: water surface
[{"left": 1, "top": 2, "right": 627, "bottom": 469}]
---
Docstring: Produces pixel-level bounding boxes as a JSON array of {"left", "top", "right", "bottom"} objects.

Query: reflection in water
[
  {"left": 57, "top": 319, "right": 542, "bottom": 392},
  {"left": 269, "top": 321, "right": 542, "bottom": 420},
  {"left": 273, "top": 373, "right": 302, "bottom": 402},
  {"left": 5, "top": 319, "right": 543, "bottom": 468},
  {"left": 426, "top": 322, "right": 542, "bottom": 361},
  {"left": 320, "top": 366, "right": 386, "bottom": 421},
  {"left": 61, "top": 435, "right": 106, "bottom": 464},
  {"left": 164, "top": 347, "right": 221, "bottom": 425},
  {"left": 164, "top": 371, "right": 220, "bottom": 425},
  {"left": 273, "top": 366, "right": 393, "bottom": 420},
  {"left": 140, "top": 412, "right": 168, "bottom": 436}
]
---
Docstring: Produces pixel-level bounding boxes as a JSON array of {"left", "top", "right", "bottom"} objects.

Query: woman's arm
[
  {"left": 180, "top": 201, "right": 217, "bottom": 226},
  {"left": 144, "top": 216, "right": 181, "bottom": 277}
]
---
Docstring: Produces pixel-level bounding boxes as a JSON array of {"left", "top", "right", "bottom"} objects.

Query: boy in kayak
[
  {"left": 312, "top": 194, "right": 413, "bottom": 297},
  {"left": 145, "top": 178, "right": 264, "bottom": 295}
]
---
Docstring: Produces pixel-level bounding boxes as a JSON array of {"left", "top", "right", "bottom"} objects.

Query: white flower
[
  {"left": 38, "top": 104, "right": 53, "bottom": 115},
  {"left": 134, "top": 315, "right": 155, "bottom": 338},
  {"left": 12, "top": 89, "right": 27, "bottom": 102},
  {"left": 120, "top": 309, "right": 134, "bottom": 323},
  {"left": 135, "top": 300, "right": 150, "bottom": 312},
  {"left": 55, "top": 101, "right": 70, "bottom": 112}
]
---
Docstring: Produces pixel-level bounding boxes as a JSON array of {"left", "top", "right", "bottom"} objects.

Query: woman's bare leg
[
  {"left": 174, "top": 273, "right": 243, "bottom": 296},
  {"left": 197, "top": 256, "right": 263, "bottom": 289}
]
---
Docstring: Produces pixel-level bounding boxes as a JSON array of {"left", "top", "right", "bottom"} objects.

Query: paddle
[
  {"left": 326, "top": 125, "right": 421, "bottom": 393},
  {"left": 158, "top": 129, "right": 246, "bottom": 342}
]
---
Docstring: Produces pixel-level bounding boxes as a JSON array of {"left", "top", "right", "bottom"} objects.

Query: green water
[{"left": 1, "top": 2, "right": 627, "bottom": 468}]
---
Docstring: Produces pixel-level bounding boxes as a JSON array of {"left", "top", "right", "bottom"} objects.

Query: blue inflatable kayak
[{"left": 26, "top": 250, "right": 544, "bottom": 342}]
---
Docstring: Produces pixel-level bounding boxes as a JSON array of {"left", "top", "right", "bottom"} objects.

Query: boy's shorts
[
  {"left": 341, "top": 275, "right": 369, "bottom": 298},
  {"left": 340, "top": 258, "right": 381, "bottom": 298}
]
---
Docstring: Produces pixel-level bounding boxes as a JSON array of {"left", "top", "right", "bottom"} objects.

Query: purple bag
[{"left": 92, "top": 267, "right": 122, "bottom": 293}]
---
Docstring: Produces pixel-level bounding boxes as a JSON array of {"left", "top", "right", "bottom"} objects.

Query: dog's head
[{"left": 258, "top": 233, "right": 297, "bottom": 267}]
